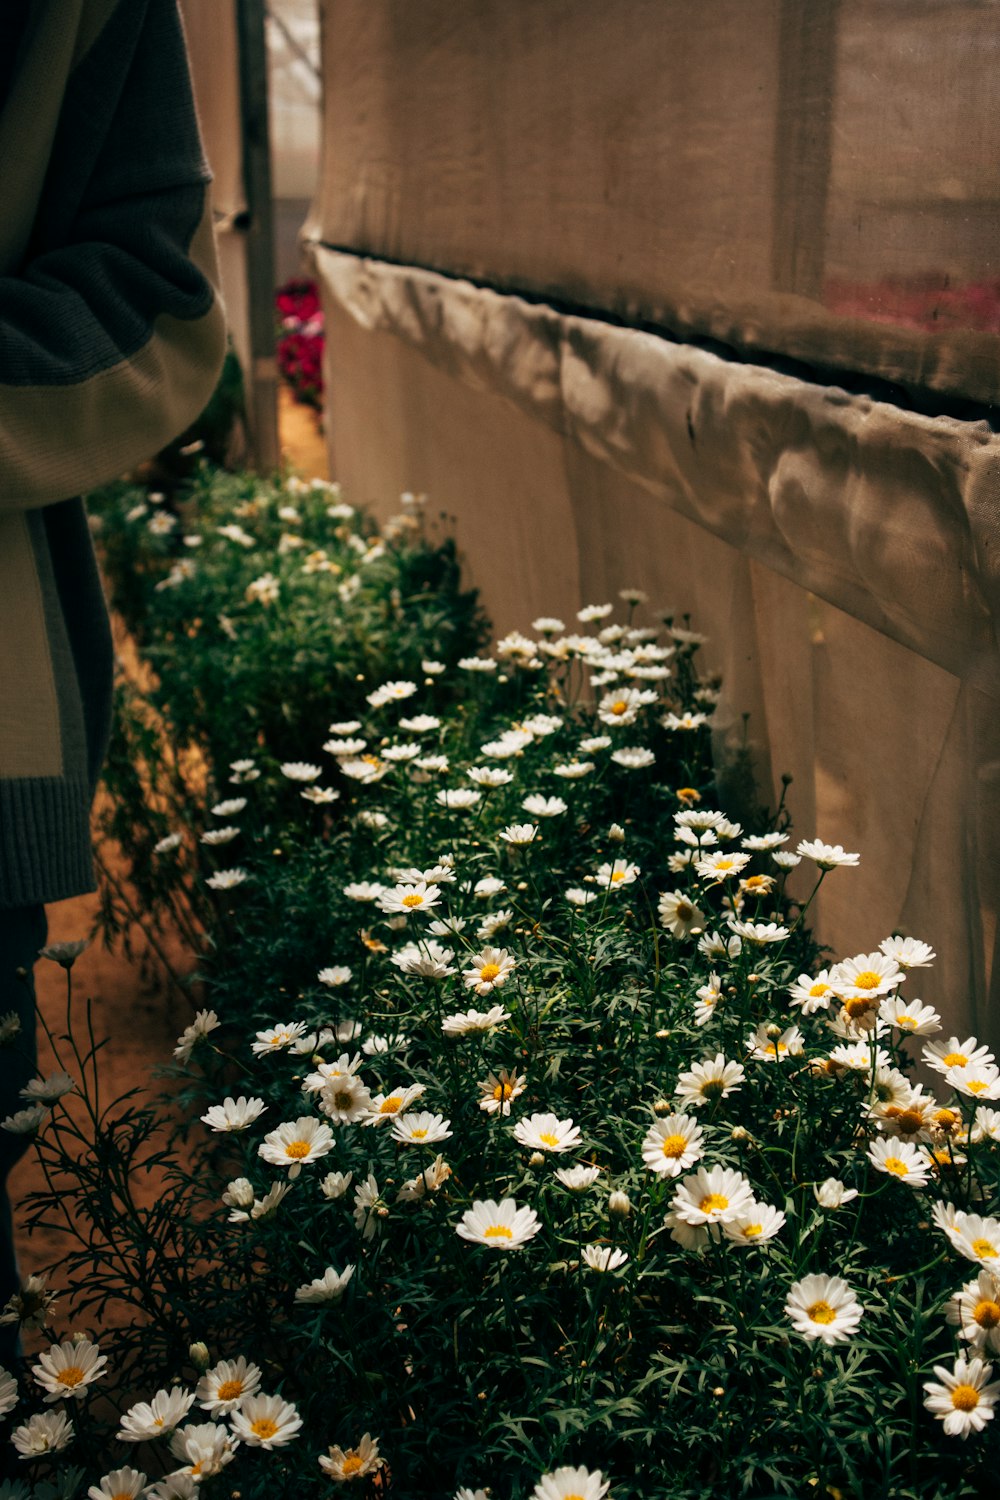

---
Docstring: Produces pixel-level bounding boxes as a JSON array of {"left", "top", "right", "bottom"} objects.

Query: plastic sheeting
[{"left": 317, "top": 0, "right": 1000, "bottom": 409}]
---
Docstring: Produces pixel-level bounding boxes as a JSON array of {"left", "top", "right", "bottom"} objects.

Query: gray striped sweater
[{"left": 0, "top": 0, "right": 227, "bottom": 907}]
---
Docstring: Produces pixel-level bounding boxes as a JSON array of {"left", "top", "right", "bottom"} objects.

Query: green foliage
[{"left": 12, "top": 510, "right": 1000, "bottom": 1499}]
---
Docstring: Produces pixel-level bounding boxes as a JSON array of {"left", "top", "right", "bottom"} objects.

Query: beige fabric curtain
[
  {"left": 309, "top": 0, "right": 1000, "bottom": 1036},
  {"left": 317, "top": 0, "right": 1000, "bottom": 408}
]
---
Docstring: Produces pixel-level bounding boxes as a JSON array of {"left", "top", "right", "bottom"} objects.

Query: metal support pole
[{"left": 236, "top": 0, "right": 281, "bottom": 473}]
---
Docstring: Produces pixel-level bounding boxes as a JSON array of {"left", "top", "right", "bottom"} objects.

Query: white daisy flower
[
  {"left": 746, "top": 1024, "right": 803, "bottom": 1062},
  {"left": 657, "top": 890, "right": 705, "bottom": 938},
  {"left": 595, "top": 859, "right": 640, "bottom": 889},
  {"left": 741, "top": 831, "right": 789, "bottom": 851},
  {"left": 785, "top": 1273, "right": 863, "bottom": 1345},
  {"left": 879, "top": 934, "right": 936, "bottom": 969},
  {"left": 532, "top": 1465, "right": 610, "bottom": 1500},
  {"left": 693, "top": 975, "right": 723, "bottom": 1027},
  {"left": 169, "top": 1420, "right": 237, "bottom": 1478},
  {"left": 813, "top": 1178, "right": 859, "bottom": 1209},
  {"left": 340, "top": 758, "right": 389, "bottom": 784},
  {"left": 32, "top": 1338, "right": 107, "bottom": 1403},
  {"left": 397, "top": 1154, "right": 452, "bottom": 1202},
  {"left": 947, "top": 1270, "right": 1000, "bottom": 1353},
  {"left": 513, "top": 1113, "right": 581, "bottom": 1154},
  {"left": 522, "top": 794, "right": 568, "bottom": 818},
  {"left": 302, "top": 785, "right": 340, "bottom": 804},
  {"left": 280, "top": 762, "right": 322, "bottom": 782},
  {"left": 87, "top": 1466, "right": 146, "bottom": 1499},
  {"left": 772, "top": 850, "right": 801, "bottom": 869},
  {"left": 196, "top": 1356, "right": 262, "bottom": 1415},
  {"left": 212, "top": 798, "right": 247, "bottom": 818},
  {"left": 478, "top": 1068, "right": 527, "bottom": 1116},
  {"left": 399, "top": 714, "right": 441, "bottom": 732},
  {"left": 671, "top": 1165, "right": 755, "bottom": 1226},
  {"left": 117, "top": 1388, "right": 196, "bottom": 1442},
  {"left": 554, "top": 1165, "right": 601, "bottom": 1192},
  {"left": 695, "top": 850, "right": 751, "bottom": 883},
  {"left": 722, "top": 1201, "right": 786, "bottom": 1245},
  {"left": 459, "top": 656, "right": 498, "bottom": 673},
  {"left": 230, "top": 1394, "right": 303, "bottom": 1450},
  {"left": 867, "top": 1136, "right": 931, "bottom": 1187},
  {"left": 597, "top": 687, "right": 649, "bottom": 725},
  {"left": 456, "top": 1198, "right": 542, "bottom": 1251},
  {"left": 642, "top": 1115, "right": 704, "bottom": 1177},
  {"left": 392, "top": 944, "right": 456, "bottom": 980},
  {"left": 319, "top": 1170, "right": 354, "bottom": 1200},
  {"left": 352, "top": 1175, "right": 387, "bottom": 1239},
  {"left": 441, "top": 1006, "right": 510, "bottom": 1036},
  {"left": 582, "top": 1245, "right": 628, "bottom": 1273},
  {"left": 469, "top": 766, "right": 514, "bottom": 788},
  {"left": 463, "top": 947, "right": 516, "bottom": 997},
  {"left": 924, "top": 1036, "right": 996, "bottom": 1075},
  {"left": 391, "top": 1111, "right": 452, "bottom": 1146},
  {"left": 947, "top": 1214, "right": 1000, "bottom": 1268},
  {"left": 200, "top": 1096, "right": 267, "bottom": 1132},
  {"left": 318, "top": 1432, "right": 384, "bottom": 1481},
  {"left": 293, "top": 1263, "right": 357, "bottom": 1305},
  {"left": 205, "top": 868, "right": 247, "bottom": 891},
  {"left": 474, "top": 876, "right": 507, "bottom": 898},
  {"left": 153, "top": 832, "right": 183, "bottom": 855},
  {"left": 11, "top": 1409, "right": 73, "bottom": 1458},
  {"left": 19, "top": 1070, "right": 75, "bottom": 1104},
  {"left": 674, "top": 1054, "right": 746, "bottom": 1109},
  {"left": 258, "top": 1117, "right": 335, "bottom": 1177},
  {"left": 552, "top": 761, "right": 595, "bottom": 780},
  {"left": 477, "top": 908, "right": 514, "bottom": 941},
  {"left": 829, "top": 951, "right": 903, "bottom": 1001},
  {"left": 327, "top": 720, "right": 362, "bottom": 736},
  {"left": 0, "top": 1367, "right": 16, "bottom": 1418},
  {"left": 923, "top": 1355, "right": 1000, "bottom": 1437},
  {"left": 611, "top": 746, "right": 656, "bottom": 770},
  {"left": 788, "top": 971, "right": 835, "bottom": 1014},
  {"left": 380, "top": 743, "right": 421, "bottom": 763},
  {"left": 377, "top": 881, "right": 443, "bottom": 915},
  {"left": 325, "top": 737, "right": 367, "bottom": 757},
  {"left": 499, "top": 823, "right": 538, "bottom": 846},
  {"left": 437, "top": 788, "right": 482, "bottom": 810},
  {"left": 662, "top": 710, "right": 708, "bottom": 730},
  {"left": 366, "top": 1084, "right": 426, "bottom": 1123},
  {"left": 318, "top": 966, "right": 352, "bottom": 987},
  {"left": 251, "top": 1022, "right": 309, "bottom": 1054},
  {"left": 579, "top": 735, "right": 612, "bottom": 753},
  {"left": 366, "top": 680, "right": 418, "bottom": 707},
  {"left": 946, "top": 1064, "right": 1000, "bottom": 1101},
  {"left": 565, "top": 887, "right": 599, "bottom": 906},
  {"left": 877, "top": 995, "right": 941, "bottom": 1035},
  {"left": 199, "top": 826, "right": 239, "bottom": 846},
  {"left": 796, "top": 840, "right": 860, "bottom": 869}
]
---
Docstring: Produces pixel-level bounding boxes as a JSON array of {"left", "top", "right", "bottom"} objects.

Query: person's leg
[{"left": 0, "top": 906, "right": 46, "bottom": 1360}]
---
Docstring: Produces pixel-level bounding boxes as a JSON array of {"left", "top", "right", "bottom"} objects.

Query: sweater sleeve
[{"left": 0, "top": 0, "right": 228, "bottom": 511}]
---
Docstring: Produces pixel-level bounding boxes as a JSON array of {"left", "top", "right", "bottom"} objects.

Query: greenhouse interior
[{"left": 1, "top": 1, "right": 1000, "bottom": 1496}]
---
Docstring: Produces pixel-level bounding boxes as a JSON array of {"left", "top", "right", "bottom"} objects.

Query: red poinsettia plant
[{"left": 276, "top": 278, "right": 325, "bottom": 409}]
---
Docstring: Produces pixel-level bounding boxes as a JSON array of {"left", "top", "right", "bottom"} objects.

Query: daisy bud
[
  {"left": 653, "top": 1099, "right": 672, "bottom": 1116},
  {"left": 529, "top": 1152, "right": 545, "bottom": 1167},
  {"left": 189, "top": 1342, "right": 210, "bottom": 1371},
  {"left": 731, "top": 1126, "right": 749, "bottom": 1141},
  {"left": 609, "top": 1191, "right": 632, "bottom": 1217},
  {"left": 608, "top": 823, "right": 626, "bottom": 842}
]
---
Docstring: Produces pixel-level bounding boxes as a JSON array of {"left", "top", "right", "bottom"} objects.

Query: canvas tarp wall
[{"left": 308, "top": 0, "right": 1000, "bottom": 1036}]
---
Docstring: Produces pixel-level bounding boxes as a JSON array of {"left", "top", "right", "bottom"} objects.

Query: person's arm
[{"left": 0, "top": 0, "right": 228, "bottom": 510}]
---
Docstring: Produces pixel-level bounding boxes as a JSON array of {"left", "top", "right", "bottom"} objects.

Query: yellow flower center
[
  {"left": 361, "top": 754, "right": 382, "bottom": 766},
  {"left": 844, "top": 995, "right": 876, "bottom": 1019},
  {"left": 714, "top": 859, "right": 734, "bottom": 872},
  {"left": 700, "top": 1078, "right": 725, "bottom": 1099},
  {"left": 967, "top": 1080, "right": 990, "bottom": 1094},
  {"left": 111, "top": 1491, "right": 134, "bottom": 1500},
  {"left": 379, "top": 1097, "right": 403, "bottom": 1114},
  {"left": 896, "top": 1015, "right": 916, "bottom": 1029},
  {"left": 540, "top": 1132, "right": 560, "bottom": 1147},
  {"left": 285, "top": 1140, "right": 311, "bottom": 1159},
  {"left": 252, "top": 1418, "right": 280, "bottom": 1440},
  {"left": 401, "top": 893, "right": 424, "bottom": 908},
  {"left": 975, "top": 1299, "right": 1000, "bottom": 1329},
  {"left": 809, "top": 983, "right": 830, "bottom": 997},
  {"left": 410, "top": 1127, "right": 428, "bottom": 1139},
  {"left": 479, "top": 964, "right": 501, "bottom": 982},
  {"left": 57, "top": 1365, "right": 86, "bottom": 1388},
  {"left": 661, "top": 1133, "right": 689, "bottom": 1158},
  {"left": 951, "top": 1383, "right": 981, "bottom": 1412},
  {"left": 743, "top": 877, "right": 767, "bottom": 892},
  {"left": 492, "top": 1082, "right": 514, "bottom": 1101},
  {"left": 610, "top": 869, "right": 626, "bottom": 881},
  {"left": 216, "top": 1378, "right": 245, "bottom": 1402},
  {"left": 807, "top": 1300, "right": 837, "bottom": 1325},
  {"left": 896, "top": 1109, "right": 925, "bottom": 1136},
  {"left": 699, "top": 1193, "right": 729, "bottom": 1214},
  {"left": 853, "top": 970, "right": 883, "bottom": 990},
  {"left": 676, "top": 788, "right": 700, "bottom": 802},
  {"left": 610, "top": 700, "right": 628, "bottom": 715},
  {"left": 677, "top": 902, "right": 693, "bottom": 920},
  {"left": 972, "top": 1238, "right": 998, "bottom": 1259},
  {"left": 883, "top": 1155, "right": 909, "bottom": 1177},
  {"left": 342, "top": 1454, "right": 364, "bottom": 1475},
  {"left": 742, "top": 1223, "right": 763, "bottom": 1238},
  {"left": 935, "top": 1108, "right": 960, "bottom": 1128},
  {"left": 484, "top": 1224, "right": 513, "bottom": 1240},
  {"left": 332, "top": 1090, "right": 354, "bottom": 1111}
]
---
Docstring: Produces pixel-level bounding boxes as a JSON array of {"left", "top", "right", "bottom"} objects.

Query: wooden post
[{"left": 236, "top": 0, "right": 281, "bottom": 472}]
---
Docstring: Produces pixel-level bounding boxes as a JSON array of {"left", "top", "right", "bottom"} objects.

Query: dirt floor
[{"left": 10, "top": 389, "right": 329, "bottom": 1321}]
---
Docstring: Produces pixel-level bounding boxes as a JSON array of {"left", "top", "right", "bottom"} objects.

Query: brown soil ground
[{"left": 10, "top": 389, "right": 328, "bottom": 1328}]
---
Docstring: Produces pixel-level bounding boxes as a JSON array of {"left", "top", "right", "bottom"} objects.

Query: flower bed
[
  {"left": 7, "top": 487, "right": 1000, "bottom": 1497},
  {"left": 276, "top": 279, "right": 325, "bottom": 410}
]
